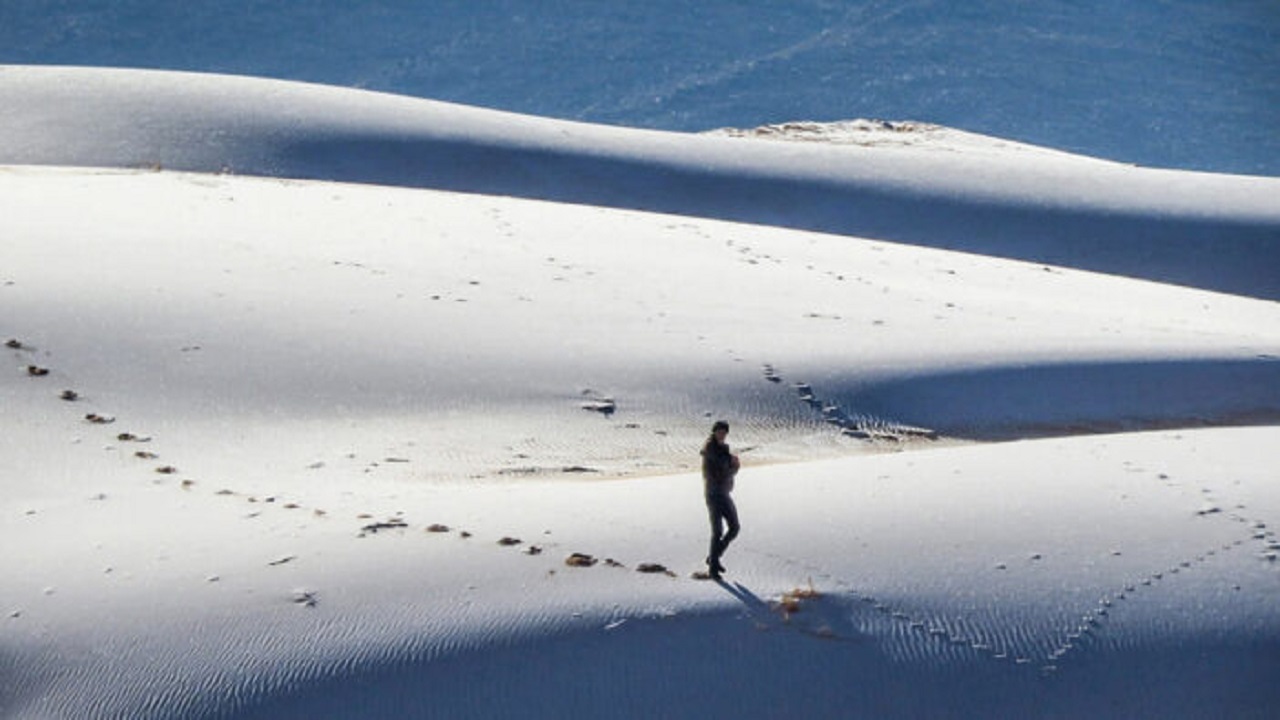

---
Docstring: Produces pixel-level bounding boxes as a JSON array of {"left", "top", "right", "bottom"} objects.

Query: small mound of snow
[{"left": 705, "top": 119, "right": 1102, "bottom": 161}]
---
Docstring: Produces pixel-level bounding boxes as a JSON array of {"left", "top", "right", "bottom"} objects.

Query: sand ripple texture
[
  {"left": 3, "top": 427, "right": 1277, "bottom": 718},
  {"left": 3, "top": 70, "right": 1279, "bottom": 719}
]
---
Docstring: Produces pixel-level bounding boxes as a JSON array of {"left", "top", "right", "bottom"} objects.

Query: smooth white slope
[
  {"left": 5, "top": 418, "right": 1278, "bottom": 717},
  {"left": 2, "top": 67, "right": 1278, "bottom": 719},
  {"left": 4, "top": 165, "right": 1277, "bottom": 482},
  {"left": 2, "top": 66, "right": 1279, "bottom": 298},
  {"left": 1, "top": 164, "right": 1278, "bottom": 718}
]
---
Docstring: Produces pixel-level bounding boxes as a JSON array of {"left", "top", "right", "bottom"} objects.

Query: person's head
[{"left": 711, "top": 420, "right": 729, "bottom": 442}]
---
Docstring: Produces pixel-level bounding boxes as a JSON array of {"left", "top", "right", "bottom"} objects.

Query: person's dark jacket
[{"left": 701, "top": 438, "right": 735, "bottom": 497}]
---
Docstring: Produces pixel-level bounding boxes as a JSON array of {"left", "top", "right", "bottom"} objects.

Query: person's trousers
[{"left": 706, "top": 492, "right": 740, "bottom": 564}]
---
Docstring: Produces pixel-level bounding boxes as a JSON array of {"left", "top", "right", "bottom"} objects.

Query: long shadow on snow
[
  {"left": 283, "top": 135, "right": 1280, "bottom": 301},
  {"left": 225, "top": 609, "right": 1279, "bottom": 720},
  {"left": 807, "top": 356, "right": 1280, "bottom": 441}
]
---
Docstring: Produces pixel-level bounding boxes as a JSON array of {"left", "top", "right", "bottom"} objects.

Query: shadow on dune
[
  {"left": 717, "top": 580, "right": 770, "bottom": 612},
  {"left": 283, "top": 135, "right": 1280, "bottom": 300},
  {"left": 225, "top": 611, "right": 1279, "bottom": 720},
  {"left": 3, "top": 68, "right": 1276, "bottom": 298},
  {"left": 814, "top": 356, "right": 1280, "bottom": 440}
]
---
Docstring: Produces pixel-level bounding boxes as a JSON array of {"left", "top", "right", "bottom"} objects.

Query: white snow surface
[
  {"left": 3, "top": 65, "right": 1279, "bottom": 299},
  {"left": 1, "top": 67, "right": 1279, "bottom": 718}
]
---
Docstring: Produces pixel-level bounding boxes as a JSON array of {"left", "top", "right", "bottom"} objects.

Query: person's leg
[
  {"left": 721, "top": 495, "right": 740, "bottom": 553},
  {"left": 707, "top": 498, "right": 725, "bottom": 570},
  {"left": 707, "top": 494, "right": 739, "bottom": 574}
]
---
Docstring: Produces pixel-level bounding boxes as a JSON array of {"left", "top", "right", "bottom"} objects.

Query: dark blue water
[{"left": 2, "top": 1, "right": 1277, "bottom": 176}]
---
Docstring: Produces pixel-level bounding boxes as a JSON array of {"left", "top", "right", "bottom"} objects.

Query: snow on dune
[
  {"left": 4, "top": 164, "right": 1277, "bottom": 467},
  {"left": 2, "top": 67, "right": 1279, "bottom": 718},
  {"left": 2, "top": 66, "right": 1279, "bottom": 299}
]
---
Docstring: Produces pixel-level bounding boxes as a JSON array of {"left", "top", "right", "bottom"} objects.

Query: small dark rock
[{"left": 565, "top": 553, "right": 597, "bottom": 568}]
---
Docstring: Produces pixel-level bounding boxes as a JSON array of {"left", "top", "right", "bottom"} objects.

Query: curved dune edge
[
  {"left": 4, "top": 427, "right": 1278, "bottom": 718},
  {"left": 2, "top": 164, "right": 1277, "bottom": 480},
  {"left": 2, "top": 66, "right": 1279, "bottom": 718},
  {"left": 2, "top": 65, "right": 1279, "bottom": 299},
  {"left": 2, "top": 164, "right": 1278, "bottom": 718}
]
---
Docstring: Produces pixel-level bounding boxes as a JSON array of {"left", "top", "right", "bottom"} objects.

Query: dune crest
[
  {"left": 1, "top": 68, "right": 1278, "bottom": 718},
  {"left": 2, "top": 65, "right": 1278, "bottom": 298}
]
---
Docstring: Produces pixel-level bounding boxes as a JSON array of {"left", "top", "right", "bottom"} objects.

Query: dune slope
[
  {"left": 2, "top": 68, "right": 1278, "bottom": 718},
  {"left": 2, "top": 66, "right": 1278, "bottom": 299}
]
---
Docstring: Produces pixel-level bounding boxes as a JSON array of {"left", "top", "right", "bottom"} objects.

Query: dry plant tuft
[{"left": 775, "top": 578, "right": 821, "bottom": 619}]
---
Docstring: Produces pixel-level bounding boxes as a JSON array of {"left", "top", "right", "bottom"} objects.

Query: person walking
[{"left": 702, "top": 420, "right": 740, "bottom": 579}]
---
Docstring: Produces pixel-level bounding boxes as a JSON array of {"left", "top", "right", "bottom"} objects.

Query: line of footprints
[
  {"left": 24, "top": 339, "right": 1270, "bottom": 652},
  {"left": 745, "top": 463, "right": 1277, "bottom": 678},
  {"left": 12, "top": 337, "right": 718, "bottom": 611}
]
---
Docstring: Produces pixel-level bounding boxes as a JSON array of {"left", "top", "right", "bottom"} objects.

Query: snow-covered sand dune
[
  {"left": 3, "top": 66, "right": 1279, "bottom": 299},
  {"left": 2, "top": 67, "right": 1279, "bottom": 718}
]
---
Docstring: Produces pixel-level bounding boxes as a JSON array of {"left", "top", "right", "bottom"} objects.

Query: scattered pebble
[
  {"left": 59, "top": 390, "right": 79, "bottom": 401},
  {"left": 497, "top": 537, "right": 523, "bottom": 547},
  {"left": 426, "top": 523, "right": 450, "bottom": 533},
  {"left": 26, "top": 365, "right": 49, "bottom": 377},
  {"left": 565, "top": 553, "right": 597, "bottom": 568}
]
